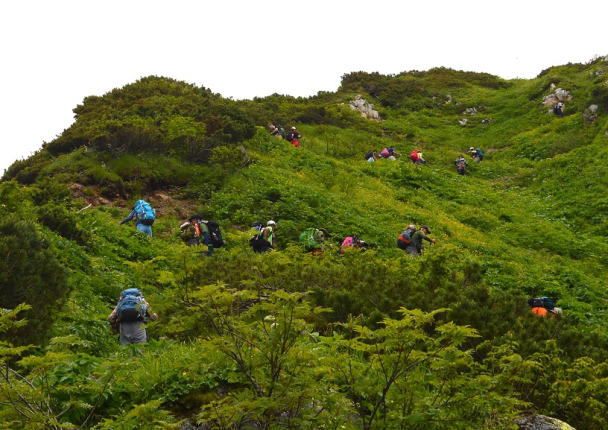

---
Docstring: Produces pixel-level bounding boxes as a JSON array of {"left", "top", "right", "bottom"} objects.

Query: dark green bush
[
  {"left": 0, "top": 218, "right": 69, "bottom": 344},
  {"left": 38, "top": 203, "right": 91, "bottom": 245}
]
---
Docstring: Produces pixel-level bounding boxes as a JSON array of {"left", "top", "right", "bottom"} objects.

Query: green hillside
[{"left": 1, "top": 57, "right": 608, "bottom": 429}]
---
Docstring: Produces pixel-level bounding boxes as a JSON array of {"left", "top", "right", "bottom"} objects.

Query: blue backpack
[
  {"left": 117, "top": 288, "right": 148, "bottom": 322},
  {"left": 134, "top": 200, "right": 156, "bottom": 226}
]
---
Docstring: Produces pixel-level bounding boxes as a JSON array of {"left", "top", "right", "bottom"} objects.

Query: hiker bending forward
[
  {"left": 406, "top": 225, "right": 436, "bottom": 256},
  {"left": 108, "top": 289, "right": 158, "bottom": 344}
]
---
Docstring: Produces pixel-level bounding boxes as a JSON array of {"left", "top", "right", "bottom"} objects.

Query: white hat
[{"left": 267, "top": 220, "right": 276, "bottom": 226}]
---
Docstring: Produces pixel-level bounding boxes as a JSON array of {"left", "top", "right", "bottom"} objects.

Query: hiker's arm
[
  {"left": 146, "top": 303, "right": 158, "bottom": 321},
  {"left": 120, "top": 210, "right": 135, "bottom": 224},
  {"left": 108, "top": 307, "right": 118, "bottom": 323},
  {"left": 179, "top": 221, "right": 191, "bottom": 231},
  {"left": 423, "top": 235, "right": 436, "bottom": 244}
]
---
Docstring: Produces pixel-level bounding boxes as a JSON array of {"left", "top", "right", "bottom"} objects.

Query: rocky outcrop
[
  {"left": 349, "top": 95, "right": 381, "bottom": 121},
  {"left": 583, "top": 104, "right": 599, "bottom": 122},
  {"left": 515, "top": 414, "right": 576, "bottom": 430},
  {"left": 542, "top": 87, "right": 572, "bottom": 107}
]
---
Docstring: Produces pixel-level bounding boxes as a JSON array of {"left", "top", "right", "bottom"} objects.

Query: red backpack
[{"left": 410, "top": 150, "right": 419, "bottom": 162}]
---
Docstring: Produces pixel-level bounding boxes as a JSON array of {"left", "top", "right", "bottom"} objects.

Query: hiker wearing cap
[
  {"left": 455, "top": 154, "right": 468, "bottom": 175},
  {"left": 268, "top": 124, "right": 282, "bottom": 138},
  {"left": 468, "top": 147, "right": 484, "bottom": 162},
  {"left": 286, "top": 127, "right": 301, "bottom": 147},
  {"left": 250, "top": 221, "right": 277, "bottom": 253},
  {"left": 179, "top": 214, "right": 216, "bottom": 255},
  {"left": 406, "top": 225, "right": 436, "bottom": 256}
]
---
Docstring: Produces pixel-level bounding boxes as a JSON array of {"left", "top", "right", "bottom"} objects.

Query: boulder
[
  {"left": 464, "top": 107, "right": 478, "bottom": 116},
  {"left": 349, "top": 95, "right": 381, "bottom": 121},
  {"left": 583, "top": 104, "right": 599, "bottom": 122},
  {"left": 542, "top": 88, "right": 572, "bottom": 107},
  {"left": 515, "top": 414, "right": 576, "bottom": 430},
  {"left": 458, "top": 118, "right": 468, "bottom": 126}
]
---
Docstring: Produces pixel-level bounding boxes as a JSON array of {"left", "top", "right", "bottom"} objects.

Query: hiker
[
  {"left": 108, "top": 288, "right": 158, "bottom": 344},
  {"left": 396, "top": 225, "right": 417, "bottom": 251},
  {"left": 553, "top": 102, "right": 564, "bottom": 117},
  {"left": 268, "top": 124, "right": 282, "bottom": 138},
  {"left": 468, "top": 147, "right": 484, "bottom": 162},
  {"left": 365, "top": 150, "right": 378, "bottom": 162},
  {"left": 120, "top": 199, "right": 156, "bottom": 237},
  {"left": 455, "top": 154, "right": 468, "bottom": 175},
  {"left": 179, "top": 215, "right": 224, "bottom": 255},
  {"left": 528, "top": 297, "right": 562, "bottom": 317},
  {"left": 250, "top": 220, "right": 276, "bottom": 253},
  {"left": 286, "top": 127, "right": 301, "bottom": 147},
  {"left": 340, "top": 235, "right": 368, "bottom": 254},
  {"left": 401, "top": 225, "right": 436, "bottom": 256},
  {"left": 379, "top": 147, "right": 399, "bottom": 161},
  {"left": 299, "top": 228, "right": 329, "bottom": 255},
  {"left": 410, "top": 150, "right": 425, "bottom": 164}
]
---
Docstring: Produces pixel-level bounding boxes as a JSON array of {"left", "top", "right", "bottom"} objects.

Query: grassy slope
[{"left": 2, "top": 59, "right": 608, "bottom": 427}]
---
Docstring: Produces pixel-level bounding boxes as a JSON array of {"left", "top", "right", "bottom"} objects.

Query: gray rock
[
  {"left": 349, "top": 95, "right": 381, "bottom": 121},
  {"left": 458, "top": 118, "right": 468, "bottom": 126},
  {"left": 583, "top": 104, "right": 599, "bottom": 122},
  {"left": 464, "top": 107, "right": 478, "bottom": 116},
  {"left": 542, "top": 88, "right": 572, "bottom": 107},
  {"left": 515, "top": 414, "right": 576, "bottom": 430}
]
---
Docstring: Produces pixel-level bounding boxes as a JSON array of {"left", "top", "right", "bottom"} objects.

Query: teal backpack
[{"left": 134, "top": 200, "right": 156, "bottom": 226}]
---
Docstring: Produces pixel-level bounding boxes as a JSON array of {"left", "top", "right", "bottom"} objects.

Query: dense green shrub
[{"left": 0, "top": 219, "right": 69, "bottom": 344}]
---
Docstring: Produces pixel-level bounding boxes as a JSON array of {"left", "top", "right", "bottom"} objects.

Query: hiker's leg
[
  {"left": 136, "top": 223, "right": 152, "bottom": 237},
  {"left": 203, "top": 232, "right": 213, "bottom": 256}
]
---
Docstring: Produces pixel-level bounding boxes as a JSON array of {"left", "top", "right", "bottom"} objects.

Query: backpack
[
  {"left": 134, "top": 200, "right": 156, "bottom": 226},
  {"left": 398, "top": 227, "right": 416, "bottom": 245},
  {"left": 117, "top": 288, "right": 148, "bottom": 323},
  {"left": 364, "top": 151, "right": 374, "bottom": 160},
  {"left": 299, "top": 228, "right": 320, "bottom": 252},
  {"left": 528, "top": 297, "right": 555, "bottom": 310},
  {"left": 410, "top": 150, "right": 419, "bottom": 162},
  {"left": 380, "top": 148, "right": 390, "bottom": 158},
  {"left": 476, "top": 148, "right": 484, "bottom": 159},
  {"left": 205, "top": 221, "right": 224, "bottom": 248}
]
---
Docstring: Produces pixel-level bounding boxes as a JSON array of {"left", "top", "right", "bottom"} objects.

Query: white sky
[{"left": 1, "top": 0, "right": 606, "bottom": 172}]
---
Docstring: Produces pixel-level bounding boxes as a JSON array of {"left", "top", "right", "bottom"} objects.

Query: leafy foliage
[{"left": 1, "top": 57, "right": 608, "bottom": 429}]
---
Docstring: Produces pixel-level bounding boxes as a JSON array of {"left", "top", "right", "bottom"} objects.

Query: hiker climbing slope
[
  {"left": 120, "top": 199, "right": 156, "bottom": 237},
  {"left": 468, "top": 147, "right": 484, "bottom": 162},
  {"left": 179, "top": 214, "right": 224, "bottom": 256},
  {"left": 299, "top": 228, "right": 328, "bottom": 255},
  {"left": 455, "top": 154, "right": 468, "bottom": 175},
  {"left": 250, "top": 220, "right": 277, "bottom": 253},
  {"left": 108, "top": 288, "right": 158, "bottom": 344},
  {"left": 410, "top": 150, "right": 426, "bottom": 164},
  {"left": 286, "top": 127, "right": 301, "bottom": 147},
  {"left": 403, "top": 225, "right": 436, "bottom": 256},
  {"left": 528, "top": 296, "right": 562, "bottom": 317}
]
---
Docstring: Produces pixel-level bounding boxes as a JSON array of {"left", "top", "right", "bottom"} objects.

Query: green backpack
[{"left": 299, "top": 228, "right": 320, "bottom": 252}]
